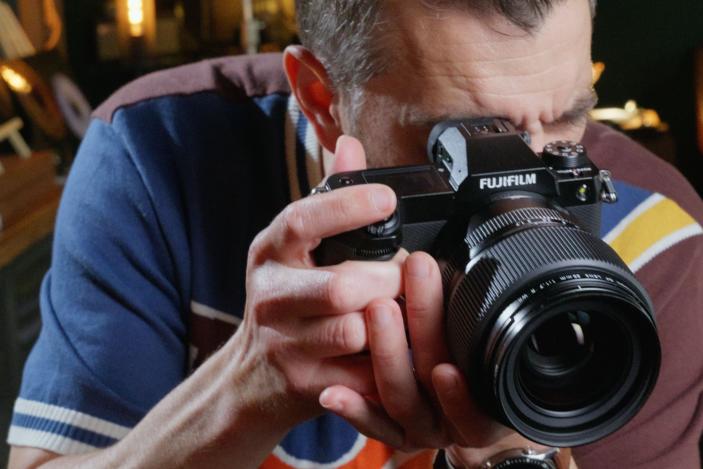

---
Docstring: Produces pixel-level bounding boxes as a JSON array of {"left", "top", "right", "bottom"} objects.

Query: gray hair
[{"left": 296, "top": 0, "right": 597, "bottom": 91}]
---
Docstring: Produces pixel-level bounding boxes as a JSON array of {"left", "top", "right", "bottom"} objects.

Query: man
[{"left": 7, "top": 0, "right": 703, "bottom": 467}]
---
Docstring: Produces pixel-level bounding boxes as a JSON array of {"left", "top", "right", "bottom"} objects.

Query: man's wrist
[
  {"left": 441, "top": 446, "right": 574, "bottom": 469},
  {"left": 217, "top": 330, "right": 304, "bottom": 434}
]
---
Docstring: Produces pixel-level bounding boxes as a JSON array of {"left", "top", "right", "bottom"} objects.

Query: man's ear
[{"left": 283, "top": 45, "right": 343, "bottom": 152}]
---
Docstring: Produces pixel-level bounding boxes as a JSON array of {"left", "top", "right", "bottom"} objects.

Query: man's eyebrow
[
  {"left": 552, "top": 88, "right": 599, "bottom": 125},
  {"left": 401, "top": 109, "right": 483, "bottom": 128},
  {"left": 401, "top": 88, "right": 599, "bottom": 129}
]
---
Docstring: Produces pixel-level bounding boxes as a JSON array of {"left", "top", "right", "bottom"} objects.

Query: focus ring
[
  {"left": 465, "top": 207, "right": 571, "bottom": 251},
  {"left": 445, "top": 224, "right": 631, "bottom": 376}
]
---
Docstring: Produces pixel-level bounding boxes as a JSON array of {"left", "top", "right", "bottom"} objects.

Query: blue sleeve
[{"left": 7, "top": 119, "right": 188, "bottom": 454}]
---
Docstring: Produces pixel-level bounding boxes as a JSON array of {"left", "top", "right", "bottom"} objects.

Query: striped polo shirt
[{"left": 7, "top": 53, "right": 703, "bottom": 468}]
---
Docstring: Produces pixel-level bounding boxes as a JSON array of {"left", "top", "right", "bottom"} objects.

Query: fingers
[
  {"left": 313, "top": 355, "right": 378, "bottom": 397},
  {"left": 293, "top": 312, "right": 368, "bottom": 357},
  {"left": 239, "top": 134, "right": 407, "bottom": 426},
  {"left": 404, "top": 252, "right": 450, "bottom": 389},
  {"left": 252, "top": 136, "right": 387, "bottom": 266},
  {"left": 319, "top": 385, "right": 405, "bottom": 449},
  {"left": 367, "top": 300, "right": 419, "bottom": 405},
  {"left": 274, "top": 354, "right": 378, "bottom": 402},
  {"left": 331, "top": 135, "right": 368, "bottom": 173},
  {"left": 250, "top": 254, "right": 405, "bottom": 320},
  {"left": 253, "top": 184, "right": 396, "bottom": 265},
  {"left": 365, "top": 298, "right": 447, "bottom": 448},
  {"left": 432, "top": 363, "right": 512, "bottom": 448}
]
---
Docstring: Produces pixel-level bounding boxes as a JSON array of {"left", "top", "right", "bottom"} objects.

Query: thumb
[{"left": 331, "top": 135, "right": 368, "bottom": 174}]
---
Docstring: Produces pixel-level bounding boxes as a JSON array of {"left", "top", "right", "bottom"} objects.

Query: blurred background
[{"left": 0, "top": 0, "right": 702, "bottom": 465}]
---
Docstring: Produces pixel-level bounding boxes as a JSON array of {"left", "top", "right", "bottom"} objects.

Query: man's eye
[{"left": 549, "top": 113, "right": 588, "bottom": 129}]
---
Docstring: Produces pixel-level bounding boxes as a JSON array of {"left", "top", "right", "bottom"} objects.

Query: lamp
[
  {"left": 0, "top": 65, "right": 32, "bottom": 94},
  {"left": 116, "top": 0, "right": 156, "bottom": 57}
]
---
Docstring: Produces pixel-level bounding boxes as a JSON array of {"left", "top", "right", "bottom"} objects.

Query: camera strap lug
[{"left": 599, "top": 170, "right": 618, "bottom": 203}]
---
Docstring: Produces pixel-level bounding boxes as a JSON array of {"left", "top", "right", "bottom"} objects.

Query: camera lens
[
  {"left": 442, "top": 199, "right": 660, "bottom": 447},
  {"left": 520, "top": 311, "right": 603, "bottom": 411},
  {"left": 515, "top": 308, "right": 635, "bottom": 414}
]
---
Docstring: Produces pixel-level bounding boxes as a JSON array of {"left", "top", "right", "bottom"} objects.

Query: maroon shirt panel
[
  {"left": 93, "top": 53, "right": 289, "bottom": 124},
  {"left": 583, "top": 121, "right": 703, "bottom": 222}
]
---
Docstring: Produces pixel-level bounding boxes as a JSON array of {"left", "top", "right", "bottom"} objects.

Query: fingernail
[
  {"left": 371, "top": 187, "right": 394, "bottom": 213},
  {"left": 447, "top": 375, "right": 462, "bottom": 398},
  {"left": 335, "top": 135, "right": 349, "bottom": 154},
  {"left": 407, "top": 255, "right": 430, "bottom": 278},
  {"left": 319, "top": 388, "right": 336, "bottom": 410},
  {"left": 370, "top": 304, "right": 392, "bottom": 326},
  {"left": 444, "top": 371, "right": 465, "bottom": 400}
]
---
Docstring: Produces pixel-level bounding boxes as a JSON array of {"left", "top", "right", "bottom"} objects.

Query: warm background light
[
  {"left": 0, "top": 65, "right": 32, "bottom": 94},
  {"left": 127, "top": 0, "right": 145, "bottom": 37},
  {"left": 116, "top": 0, "right": 156, "bottom": 56},
  {"left": 592, "top": 61, "right": 606, "bottom": 85}
]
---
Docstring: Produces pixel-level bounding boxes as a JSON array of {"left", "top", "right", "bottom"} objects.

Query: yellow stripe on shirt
[{"left": 607, "top": 196, "right": 702, "bottom": 272}]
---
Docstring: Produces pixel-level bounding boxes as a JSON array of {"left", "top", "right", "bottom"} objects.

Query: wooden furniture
[
  {"left": 0, "top": 186, "right": 60, "bottom": 466},
  {"left": 0, "top": 117, "right": 32, "bottom": 161}
]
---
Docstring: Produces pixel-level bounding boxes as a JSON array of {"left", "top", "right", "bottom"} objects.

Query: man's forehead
[
  {"left": 384, "top": 0, "right": 591, "bottom": 65},
  {"left": 363, "top": 0, "right": 593, "bottom": 127},
  {"left": 399, "top": 86, "right": 597, "bottom": 129}
]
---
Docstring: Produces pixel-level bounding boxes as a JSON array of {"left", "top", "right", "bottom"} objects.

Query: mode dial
[{"left": 542, "top": 141, "right": 588, "bottom": 169}]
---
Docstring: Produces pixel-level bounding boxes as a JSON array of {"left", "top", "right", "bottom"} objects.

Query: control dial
[
  {"left": 542, "top": 141, "right": 588, "bottom": 169},
  {"left": 366, "top": 210, "right": 401, "bottom": 238}
]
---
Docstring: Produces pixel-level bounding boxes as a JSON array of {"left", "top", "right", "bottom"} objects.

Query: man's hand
[
  {"left": 7, "top": 136, "right": 406, "bottom": 469},
  {"left": 229, "top": 135, "right": 409, "bottom": 429},
  {"left": 316, "top": 250, "right": 564, "bottom": 465}
]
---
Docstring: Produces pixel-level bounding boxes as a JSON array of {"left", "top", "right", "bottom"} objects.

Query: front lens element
[
  {"left": 518, "top": 310, "right": 629, "bottom": 412},
  {"left": 443, "top": 204, "right": 660, "bottom": 447}
]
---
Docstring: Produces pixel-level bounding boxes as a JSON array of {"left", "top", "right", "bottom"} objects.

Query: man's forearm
[{"left": 33, "top": 334, "right": 291, "bottom": 469}]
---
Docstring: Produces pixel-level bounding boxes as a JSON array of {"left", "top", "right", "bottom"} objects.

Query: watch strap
[{"left": 436, "top": 447, "right": 573, "bottom": 469}]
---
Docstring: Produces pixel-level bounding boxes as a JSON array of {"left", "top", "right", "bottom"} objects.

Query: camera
[{"left": 313, "top": 118, "right": 661, "bottom": 447}]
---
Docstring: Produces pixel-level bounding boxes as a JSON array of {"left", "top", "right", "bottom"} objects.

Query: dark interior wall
[
  {"left": 62, "top": 0, "right": 116, "bottom": 106},
  {"left": 591, "top": 0, "right": 703, "bottom": 192}
]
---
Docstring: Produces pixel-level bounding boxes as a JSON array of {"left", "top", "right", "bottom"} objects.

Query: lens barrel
[{"left": 442, "top": 199, "right": 661, "bottom": 447}]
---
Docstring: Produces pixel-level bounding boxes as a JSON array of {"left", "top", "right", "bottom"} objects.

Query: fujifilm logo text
[{"left": 479, "top": 173, "right": 537, "bottom": 190}]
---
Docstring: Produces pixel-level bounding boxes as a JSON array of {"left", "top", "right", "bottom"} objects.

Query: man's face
[{"left": 341, "top": 0, "right": 595, "bottom": 168}]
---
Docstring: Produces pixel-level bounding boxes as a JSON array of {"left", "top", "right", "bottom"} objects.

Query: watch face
[{"left": 493, "top": 458, "right": 555, "bottom": 469}]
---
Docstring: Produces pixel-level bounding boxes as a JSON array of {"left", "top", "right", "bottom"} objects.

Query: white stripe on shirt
[
  {"left": 8, "top": 426, "right": 100, "bottom": 455},
  {"left": 629, "top": 223, "right": 703, "bottom": 272},
  {"left": 12, "top": 398, "right": 131, "bottom": 440}
]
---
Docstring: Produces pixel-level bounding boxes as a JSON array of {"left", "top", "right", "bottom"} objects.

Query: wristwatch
[
  {"left": 442, "top": 447, "right": 569, "bottom": 469},
  {"left": 479, "top": 447, "right": 562, "bottom": 469}
]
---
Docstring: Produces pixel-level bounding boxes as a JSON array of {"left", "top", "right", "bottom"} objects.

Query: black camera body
[
  {"left": 315, "top": 118, "right": 616, "bottom": 266},
  {"left": 314, "top": 118, "right": 660, "bottom": 448}
]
